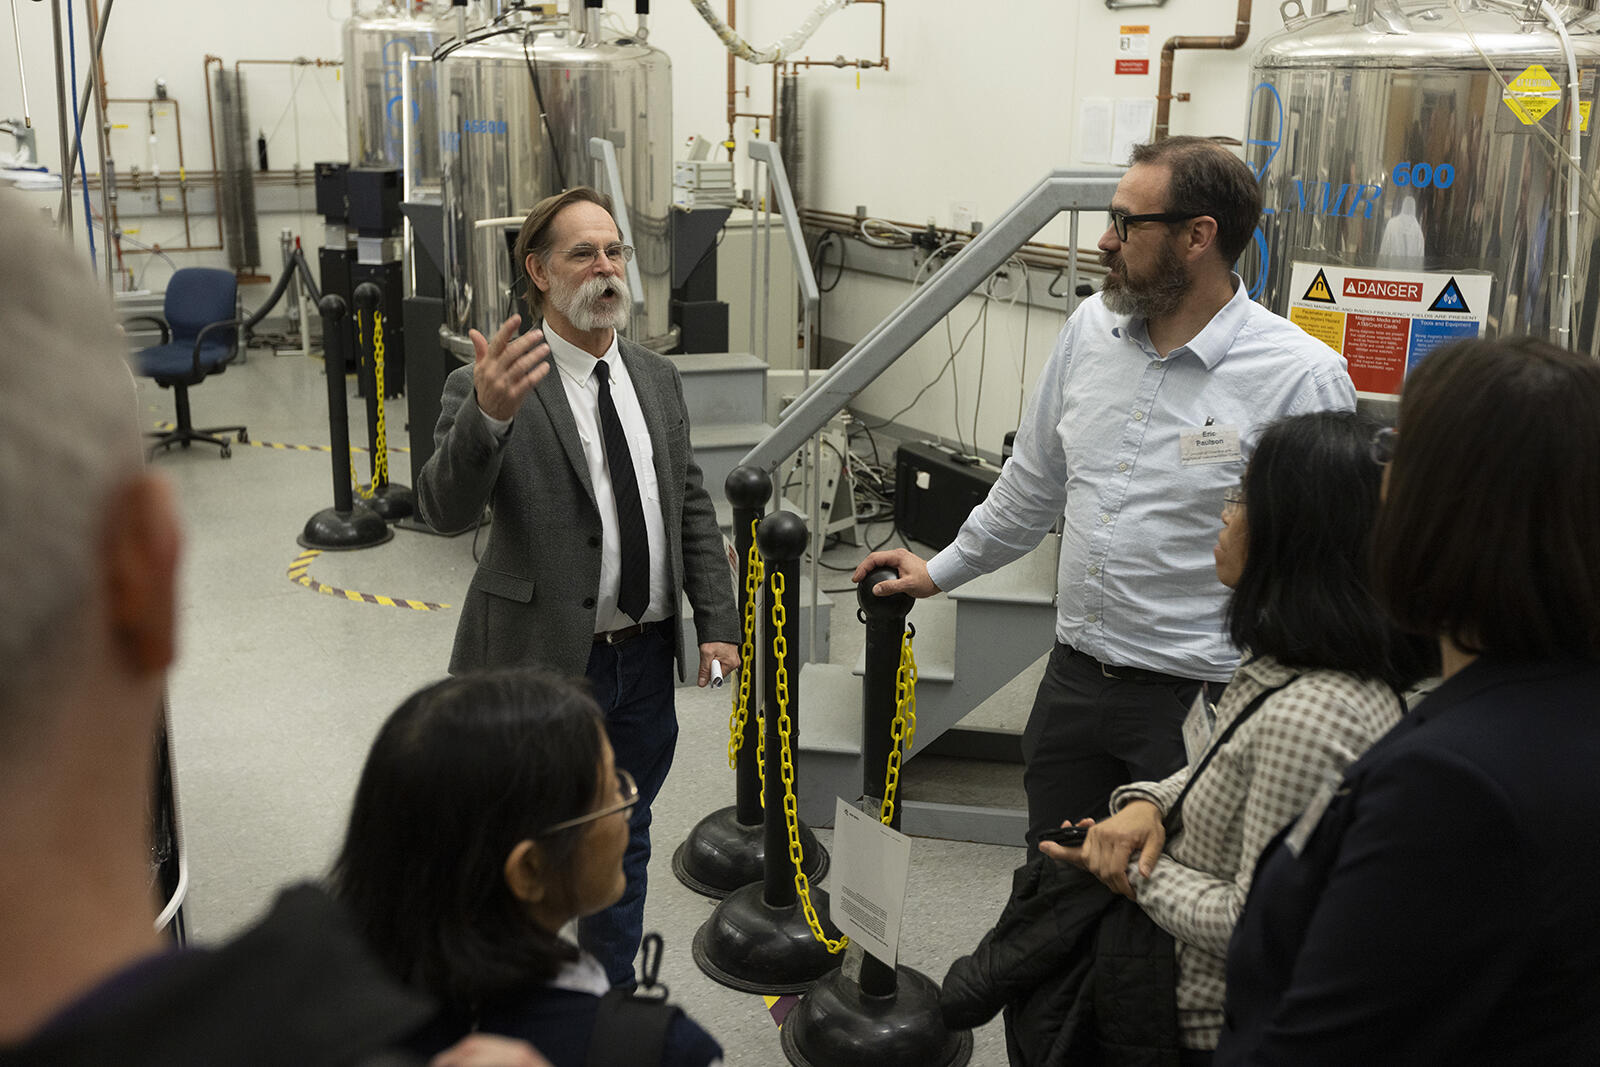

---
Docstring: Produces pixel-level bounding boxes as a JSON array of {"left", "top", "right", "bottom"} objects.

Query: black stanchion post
[
  {"left": 777, "top": 569, "right": 973, "bottom": 1067},
  {"left": 692, "top": 509, "right": 844, "bottom": 995},
  {"left": 858, "top": 566, "right": 913, "bottom": 999},
  {"left": 298, "top": 294, "right": 391, "bottom": 550},
  {"left": 351, "top": 281, "right": 416, "bottom": 523},
  {"left": 672, "top": 466, "right": 829, "bottom": 899},
  {"left": 761, "top": 513, "right": 802, "bottom": 909}
]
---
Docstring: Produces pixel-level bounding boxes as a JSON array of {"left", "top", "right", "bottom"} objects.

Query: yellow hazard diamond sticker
[{"left": 1503, "top": 63, "right": 1562, "bottom": 124}]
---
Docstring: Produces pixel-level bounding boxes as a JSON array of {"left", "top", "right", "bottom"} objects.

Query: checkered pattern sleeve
[
  {"left": 1111, "top": 766, "right": 1189, "bottom": 817},
  {"left": 1131, "top": 670, "right": 1403, "bottom": 958}
]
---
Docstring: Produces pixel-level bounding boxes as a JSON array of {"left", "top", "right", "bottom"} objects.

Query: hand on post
[
  {"left": 849, "top": 547, "right": 941, "bottom": 598},
  {"left": 472, "top": 314, "right": 551, "bottom": 422}
]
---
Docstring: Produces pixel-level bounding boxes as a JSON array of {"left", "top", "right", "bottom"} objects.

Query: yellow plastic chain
[
  {"left": 771, "top": 570, "right": 849, "bottom": 954},
  {"left": 347, "top": 311, "right": 375, "bottom": 501},
  {"left": 879, "top": 625, "right": 918, "bottom": 825},
  {"left": 371, "top": 310, "right": 390, "bottom": 486},
  {"left": 727, "top": 518, "right": 763, "bottom": 770}
]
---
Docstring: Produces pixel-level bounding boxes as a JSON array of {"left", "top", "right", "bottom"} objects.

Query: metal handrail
[
  {"left": 740, "top": 169, "right": 1121, "bottom": 473},
  {"left": 588, "top": 136, "right": 649, "bottom": 326},
  {"left": 748, "top": 138, "right": 821, "bottom": 325}
]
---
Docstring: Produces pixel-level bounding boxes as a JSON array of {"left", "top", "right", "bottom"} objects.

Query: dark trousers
[
  {"left": 1021, "top": 642, "right": 1203, "bottom": 853},
  {"left": 577, "top": 624, "right": 679, "bottom": 987}
]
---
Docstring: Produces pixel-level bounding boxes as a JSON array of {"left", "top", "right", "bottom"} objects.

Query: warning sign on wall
[
  {"left": 1117, "top": 25, "right": 1149, "bottom": 75},
  {"left": 1286, "top": 262, "right": 1491, "bottom": 397}
]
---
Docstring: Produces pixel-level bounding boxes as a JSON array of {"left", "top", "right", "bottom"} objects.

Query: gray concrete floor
[{"left": 143, "top": 344, "right": 1031, "bottom": 1066}]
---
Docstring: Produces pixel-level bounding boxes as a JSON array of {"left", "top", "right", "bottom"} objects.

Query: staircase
[
  {"left": 795, "top": 534, "right": 1060, "bottom": 845},
  {"left": 669, "top": 351, "right": 832, "bottom": 672}
]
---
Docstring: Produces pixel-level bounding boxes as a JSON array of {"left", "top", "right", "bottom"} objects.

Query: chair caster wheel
[
  {"left": 237, "top": 429, "right": 250, "bottom": 443},
  {"left": 220, "top": 445, "right": 232, "bottom": 459}
]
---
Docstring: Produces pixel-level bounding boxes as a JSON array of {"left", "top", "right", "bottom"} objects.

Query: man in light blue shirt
[{"left": 855, "top": 138, "right": 1355, "bottom": 850}]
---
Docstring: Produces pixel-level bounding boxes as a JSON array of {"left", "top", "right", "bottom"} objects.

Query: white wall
[{"left": 1, "top": 0, "right": 1279, "bottom": 445}]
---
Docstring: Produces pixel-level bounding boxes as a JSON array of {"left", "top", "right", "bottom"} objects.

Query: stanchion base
[
  {"left": 781, "top": 964, "right": 973, "bottom": 1067},
  {"left": 298, "top": 505, "right": 393, "bottom": 551},
  {"left": 692, "top": 882, "right": 844, "bottom": 995},
  {"left": 672, "top": 806, "right": 830, "bottom": 899},
  {"left": 364, "top": 483, "right": 416, "bottom": 523}
]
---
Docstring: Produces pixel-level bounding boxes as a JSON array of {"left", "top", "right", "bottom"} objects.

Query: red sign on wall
[{"left": 1116, "top": 59, "right": 1150, "bottom": 75}]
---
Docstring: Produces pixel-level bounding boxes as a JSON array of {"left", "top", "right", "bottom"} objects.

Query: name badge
[
  {"left": 1182, "top": 689, "right": 1214, "bottom": 765},
  {"left": 1179, "top": 425, "right": 1242, "bottom": 466}
]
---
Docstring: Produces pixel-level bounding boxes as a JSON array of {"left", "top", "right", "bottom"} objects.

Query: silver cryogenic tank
[
  {"left": 437, "top": 11, "right": 673, "bottom": 352},
  {"left": 344, "top": 0, "right": 442, "bottom": 180},
  {"left": 1243, "top": 0, "right": 1600, "bottom": 395}
]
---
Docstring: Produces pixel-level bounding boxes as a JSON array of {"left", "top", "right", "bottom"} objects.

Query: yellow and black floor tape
[
  {"left": 152, "top": 421, "right": 409, "bottom": 453},
  {"left": 287, "top": 549, "right": 449, "bottom": 612}
]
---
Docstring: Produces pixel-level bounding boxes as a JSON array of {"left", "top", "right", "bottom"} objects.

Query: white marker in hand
[{"left": 710, "top": 659, "right": 725, "bottom": 688}]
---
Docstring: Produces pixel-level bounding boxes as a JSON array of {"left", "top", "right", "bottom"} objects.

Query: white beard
[{"left": 550, "top": 272, "right": 631, "bottom": 333}]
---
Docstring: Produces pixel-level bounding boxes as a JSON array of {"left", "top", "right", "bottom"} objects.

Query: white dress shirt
[
  {"left": 927, "top": 278, "right": 1355, "bottom": 682},
  {"left": 481, "top": 323, "right": 670, "bottom": 632}
]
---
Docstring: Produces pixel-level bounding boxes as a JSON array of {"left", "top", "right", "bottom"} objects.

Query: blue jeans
[{"left": 577, "top": 625, "right": 679, "bottom": 986}]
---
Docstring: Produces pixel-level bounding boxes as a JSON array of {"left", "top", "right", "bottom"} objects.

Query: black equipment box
[{"left": 894, "top": 440, "right": 1001, "bottom": 550}]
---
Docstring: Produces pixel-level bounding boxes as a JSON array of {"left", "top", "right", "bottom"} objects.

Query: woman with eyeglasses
[
  {"left": 1216, "top": 338, "right": 1600, "bottom": 1064},
  {"left": 331, "top": 670, "right": 722, "bottom": 1067},
  {"left": 1036, "top": 411, "right": 1434, "bottom": 1063}
]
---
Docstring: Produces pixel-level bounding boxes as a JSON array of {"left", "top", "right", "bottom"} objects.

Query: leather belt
[
  {"left": 594, "top": 619, "right": 662, "bottom": 645},
  {"left": 1068, "top": 644, "right": 1197, "bottom": 688}
]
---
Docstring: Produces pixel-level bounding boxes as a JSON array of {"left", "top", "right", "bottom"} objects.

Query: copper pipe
[
  {"left": 1153, "top": 0, "right": 1252, "bottom": 141},
  {"left": 725, "top": 0, "right": 737, "bottom": 159},
  {"left": 799, "top": 208, "right": 1107, "bottom": 277},
  {"left": 108, "top": 97, "right": 199, "bottom": 248},
  {"left": 233, "top": 57, "right": 342, "bottom": 75},
  {"left": 791, "top": 0, "right": 889, "bottom": 72}
]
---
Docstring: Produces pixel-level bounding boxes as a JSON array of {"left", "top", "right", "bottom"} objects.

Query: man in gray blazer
[{"left": 417, "top": 186, "right": 739, "bottom": 987}]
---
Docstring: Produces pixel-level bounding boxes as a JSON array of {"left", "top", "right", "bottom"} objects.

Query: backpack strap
[
  {"left": 584, "top": 988, "right": 677, "bottom": 1067},
  {"left": 583, "top": 933, "right": 677, "bottom": 1067},
  {"left": 1163, "top": 680, "right": 1290, "bottom": 836}
]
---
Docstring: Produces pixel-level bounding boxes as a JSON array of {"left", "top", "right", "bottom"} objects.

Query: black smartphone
[{"left": 1038, "top": 825, "right": 1089, "bottom": 848}]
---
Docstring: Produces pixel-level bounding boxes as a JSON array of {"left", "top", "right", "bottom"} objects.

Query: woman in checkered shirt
[{"left": 1041, "top": 410, "right": 1434, "bottom": 1060}]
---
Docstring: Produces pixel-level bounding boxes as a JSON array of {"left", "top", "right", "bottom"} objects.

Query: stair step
[
  {"left": 692, "top": 421, "right": 773, "bottom": 450},
  {"left": 948, "top": 532, "right": 1060, "bottom": 606},
  {"left": 796, "top": 662, "right": 861, "bottom": 754},
  {"left": 851, "top": 597, "right": 957, "bottom": 684},
  {"left": 669, "top": 352, "right": 767, "bottom": 428}
]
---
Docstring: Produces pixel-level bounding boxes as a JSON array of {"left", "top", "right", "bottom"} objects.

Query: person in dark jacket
[
  {"left": 332, "top": 670, "right": 723, "bottom": 1067},
  {"left": 1217, "top": 336, "right": 1600, "bottom": 1064}
]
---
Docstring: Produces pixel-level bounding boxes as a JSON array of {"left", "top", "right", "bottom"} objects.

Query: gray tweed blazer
[{"left": 416, "top": 332, "right": 738, "bottom": 680}]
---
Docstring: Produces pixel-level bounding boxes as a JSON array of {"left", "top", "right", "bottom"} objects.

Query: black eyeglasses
[
  {"left": 1370, "top": 426, "right": 1398, "bottom": 465},
  {"left": 1107, "top": 209, "right": 1205, "bottom": 242},
  {"left": 537, "top": 768, "right": 639, "bottom": 835}
]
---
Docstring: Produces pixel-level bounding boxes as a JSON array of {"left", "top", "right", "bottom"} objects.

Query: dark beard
[{"left": 1099, "top": 242, "right": 1191, "bottom": 320}]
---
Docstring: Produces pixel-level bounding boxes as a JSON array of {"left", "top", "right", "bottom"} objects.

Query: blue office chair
[{"left": 131, "top": 267, "right": 249, "bottom": 459}]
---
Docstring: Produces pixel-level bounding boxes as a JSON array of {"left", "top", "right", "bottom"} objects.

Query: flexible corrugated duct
[
  {"left": 211, "top": 67, "right": 260, "bottom": 270},
  {"left": 777, "top": 69, "right": 804, "bottom": 216},
  {"left": 691, "top": 0, "right": 849, "bottom": 63}
]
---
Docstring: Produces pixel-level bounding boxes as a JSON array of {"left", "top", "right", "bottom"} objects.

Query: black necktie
[{"left": 592, "top": 360, "right": 650, "bottom": 623}]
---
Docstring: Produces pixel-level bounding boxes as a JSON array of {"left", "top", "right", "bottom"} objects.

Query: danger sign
[
  {"left": 1287, "top": 262, "right": 1491, "bottom": 398},
  {"left": 1342, "top": 277, "right": 1423, "bottom": 302}
]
